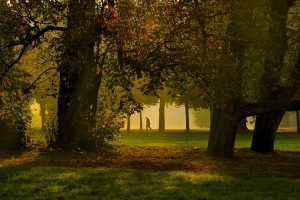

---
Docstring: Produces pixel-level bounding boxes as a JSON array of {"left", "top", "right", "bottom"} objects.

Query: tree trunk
[
  {"left": 251, "top": 112, "right": 284, "bottom": 152},
  {"left": 207, "top": 0, "right": 253, "bottom": 157},
  {"left": 207, "top": 103, "right": 240, "bottom": 158},
  {"left": 158, "top": 98, "right": 166, "bottom": 132},
  {"left": 127, "top": 115, "right": 131, "bottom": 132},
  {"left": 206, "top": 98, "right": 300, "bottom": 157},
  {"left": 185, "top": 101, "right": 190, "bottom": 133},
  {"left": 139, "top": 111, "right": 143, "bottom": 130},
  {"left": 40, "top": 99, "right": 46, "bottom": 131},
  {"left": 251, "top": 0, "right": 294, "bottom": 152},
  {"left": 296, "top": 110, "right": 300, "bottom": 133},
  {"left": 56, "top": 0, "right": 103, "bottom": 150}
]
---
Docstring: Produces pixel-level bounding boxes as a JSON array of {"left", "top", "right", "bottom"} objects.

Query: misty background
[{"left": 30, "top": 102, "right": 298, "bottom": 130}]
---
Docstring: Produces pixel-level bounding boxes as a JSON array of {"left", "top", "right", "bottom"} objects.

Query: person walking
[{"left": 146, "top": 117, "right": 152, "bottom": 130}]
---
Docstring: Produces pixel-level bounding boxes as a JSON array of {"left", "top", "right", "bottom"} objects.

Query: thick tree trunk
[
  {"left": 206, "top": 98, "right": 300, "bottom": 157},
  {"left": 158, "top": 98, "right": 166, "bottom": 132},
  {"left": 40, "top": 99, "right": 46, "bottom": 131},
  {"left": 251, "top": 112, "right": 284, "bottom": 152},
  {"left": 251, "top": 0, "right": 294, "bottom": 153},
  {"left": 139, "top": 111, "right": 143, "bottom": 130},
  {"left": 127, "top": 115, "right": 131, "bottom": 132},
  {"left": 296, "top": 110, "right": 300, "bottom": 133},
  {"left": 207, "top": 0, "right": 253, "bottom": 157},
  {"left": 207, "top": 103, "right": 240, "bottom": 158},
  {"left": 185, "top": 101, "right": 190, "bottom": 133},
  {"left": 56, "top": 0, "right": 103, "bottom": 150}
]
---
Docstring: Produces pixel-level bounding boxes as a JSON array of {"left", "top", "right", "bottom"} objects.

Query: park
[{"left": 1, "top": 0, "right": 300, "bottom": 199}]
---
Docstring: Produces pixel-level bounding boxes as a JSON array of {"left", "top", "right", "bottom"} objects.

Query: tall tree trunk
[
  {"left": 252, "top": 0, "right": 294, "bottom": 152},
  {"left": 139, "top": 111, "right": 143, "bottom": 130},
  {"left": 40, "top": 99, "right": 46, "bottom": 131},
  {"left": 127, "top": 115, "right": 131, "bottom": 132},
  {"left": 207, "top": 102, "right": 240, "bottom": 157},
  {"left": 56, "top": 0, "right": 103, "bottom": 150},
  {"left": 185, "top": 101, "right": 190, "bottom": 133},
  {"left": 207, "top": 0, "right": 253, "bottom": 157},
  {"left": 158, "top": 98, "right": 166, "bottom": 132},
  {"left": 296, "top": 110, "right": 300, "bottom": 133}
]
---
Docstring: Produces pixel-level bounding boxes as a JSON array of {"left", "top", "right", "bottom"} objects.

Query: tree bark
[
  {"left": 207, "top": 102, "right": 240, "bottom": 158},
  {"left": 158, "top": 98, "right": 166, "bottom": 132},
  {"left": 185, "top": 101, "right": 190, "bottom": 133},
  {"left": 207, "top": 0, "right": 253, "bottom": 157},
  {"left": 251, "top": 112, "right": 284, "bottom": 152},
  {"left": 139, "top": 111, "right": 143, "bottom": 130},
  {"left": 56, "top": 0, "right": 103, "bottom": 150},
  {"left": 127, "top": 114, "right": 131, "bottom": 132}
]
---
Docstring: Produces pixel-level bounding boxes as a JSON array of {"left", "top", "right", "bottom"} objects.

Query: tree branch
[
  {"left": 0, "top": 25, "right": 65, "bottom": 81},
  {"left": 241, "top": 100, "right": 300, "bottom": 119},
  {"left": 23, "top": 67, "right": 59, "bottom": 95}
]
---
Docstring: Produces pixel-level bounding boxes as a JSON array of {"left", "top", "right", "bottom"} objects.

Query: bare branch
[{"left": 23, "top": 67, "right": 59, "bottom": 95}]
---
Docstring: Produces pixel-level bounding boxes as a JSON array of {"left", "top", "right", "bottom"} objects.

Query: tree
[
  {"left": 0, "top": 2, "right": 33, "bottom": 150},
  {"left": 172, "top": 80, "right": 208, "bottom": 133},
  {"left": 157, "top": 88, "right": 174, "bottom": 132},
  {"left": 3, "top": 0, "right": 300, "bottom": 156},
  {"left": 251, "top": 0, "right": 300, "bottom": 152},
  {"left": 182, "top": 0, "right": 300, "bottom": 157},
  {"left": 191, "top": 109, "right": 210, "bottom": 128},
  {"left": 0, "top": 0, "right": 184, "bottom": 150}
]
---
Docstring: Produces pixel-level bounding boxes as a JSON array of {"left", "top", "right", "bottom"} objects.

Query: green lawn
[
  {"left": 1, "top": 165, "right": 300, "bottom": 200},
  {"left": 0, "top": 129, "right": 299, "bottom": 199},
  {"left": 116, "top": 129, "right": 300, "bottom": 151}
]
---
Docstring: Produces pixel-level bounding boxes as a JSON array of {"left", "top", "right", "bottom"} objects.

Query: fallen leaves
[{"left": 0, "top": 144, "right": 300, "bottom": 177}]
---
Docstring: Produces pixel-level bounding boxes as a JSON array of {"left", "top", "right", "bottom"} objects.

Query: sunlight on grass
[
  {"left": 1, "top": 162, "right": 300, "bottom": 199},
  {"left": 0, "top": 129, "right": 299, "bottom": 199}
]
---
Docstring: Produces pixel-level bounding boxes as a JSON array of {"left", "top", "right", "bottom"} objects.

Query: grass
[
  {"left": 0, "top": 129, "right": 299, "bottom": 199},
  {"left": 117, "top": 129, "right": 300, "bottom": 151},
  {"left": 1, "top": 165, "right": 300, "bottom": 200}
]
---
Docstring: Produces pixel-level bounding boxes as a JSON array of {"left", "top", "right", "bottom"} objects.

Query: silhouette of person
[{"left": 146, "top": 117, "right": 152, "bottom": 130}]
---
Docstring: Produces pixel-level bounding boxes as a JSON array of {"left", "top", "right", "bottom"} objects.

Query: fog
[
  {"left": 30, "top": 102, "right": 298, "bottom": 130},
  {"left": 125, "top": 105, "right": 198, "bottom": 130},
  {"left": 29, "top": 102, "right": 199, "bottom": 129}
]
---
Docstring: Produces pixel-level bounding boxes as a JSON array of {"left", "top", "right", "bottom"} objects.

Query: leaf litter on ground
[{"left": 0, "top": 143, "right": 300, "bottom": 177}]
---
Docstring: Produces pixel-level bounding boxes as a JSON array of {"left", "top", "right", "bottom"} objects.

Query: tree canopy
[{"left": 1, "top": 0, "right": 300, "bottom": 157}]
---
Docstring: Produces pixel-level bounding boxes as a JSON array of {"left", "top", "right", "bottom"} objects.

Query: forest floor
[{"left": 1, "top": 130, "right": 300, "bottom": 199}]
